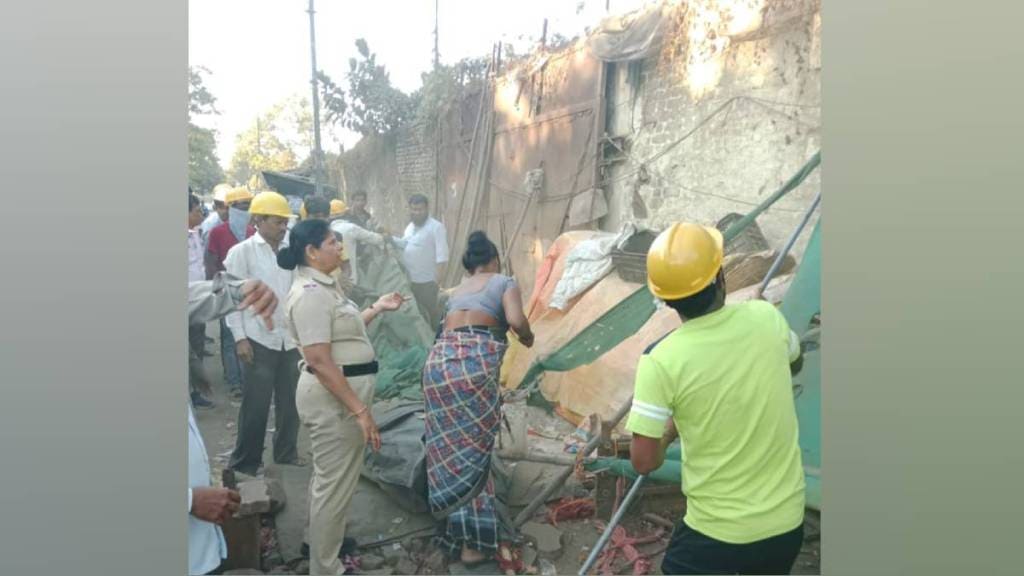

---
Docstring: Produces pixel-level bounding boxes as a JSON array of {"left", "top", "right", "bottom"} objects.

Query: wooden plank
[{"left": 221, "top": 514, "right": 262, "bottom": 571}]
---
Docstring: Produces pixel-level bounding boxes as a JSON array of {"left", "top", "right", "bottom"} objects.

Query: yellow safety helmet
[
  {"left": 212, "top": 183, "right": 233, "bottom": 203},
  {"left": 225, "top": 187, "right": 254, "bottom": 206},
  {"left": 249, "top": 191, "right": 293, "bottom": 219},
  {"left": 330, "top": 199, "right": 347, "bottom": 216},
  {"left": 646, "top": 222, "right": 725, "bottom": 300},
  {"left": 299, "top": 204, "right": 308, "bottom": 220}
]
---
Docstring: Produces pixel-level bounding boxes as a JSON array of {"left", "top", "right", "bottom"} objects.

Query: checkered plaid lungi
[{"left": 423, "top": 330, "right": 507, "bottom": 555}]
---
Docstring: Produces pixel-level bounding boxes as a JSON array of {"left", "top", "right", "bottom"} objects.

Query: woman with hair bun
[
  {"left": 423, "top": 230, "right": 534, "bottom": 566},
  {"left": 278, "top": 219, "right": 405, "bottom": 576}
]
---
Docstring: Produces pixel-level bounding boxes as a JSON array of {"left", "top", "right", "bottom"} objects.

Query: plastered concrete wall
[
  {"left": 603, "top": 0, "right": 821, "bottom": 257},
  {"left": 395, "top": 124, "right": 437, "bottom": 205}
]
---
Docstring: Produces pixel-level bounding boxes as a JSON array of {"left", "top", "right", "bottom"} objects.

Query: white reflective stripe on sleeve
[
  {"left": 788, "top": 330, "right": 801, "bottom": 362},
  {"left": 631, "top": 400, "right": 671, "bottom": 422}
]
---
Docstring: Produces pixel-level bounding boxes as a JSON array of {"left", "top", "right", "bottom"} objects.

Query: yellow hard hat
[
  {"left": 249, "top": 191, "right": 293, "bottom": 219},
  {"left": 212, "top": 183, "right": 233, "bottom": 203},
  {"left": 646, "top": 222, "right": 725, "bottom": 300},
  {"left": 225, "top": 187, "right": 254, "bottom": 206},
  {"left": 299, "top": 204, "right": 308, "bottom": 219},
  {"left": 330, "top": 199, "right": 347, "bottom": 216}
]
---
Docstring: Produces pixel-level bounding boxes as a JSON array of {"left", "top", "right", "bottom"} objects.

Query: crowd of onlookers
[{"left": 186, "top": 184, "right": 458, "bottom": 575}]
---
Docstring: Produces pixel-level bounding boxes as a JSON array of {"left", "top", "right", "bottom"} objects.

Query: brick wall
[
  {"left": 339, "top": 123, "right": 440, "bottom": 235},
  {"left": 395, "top": 123, "right": 437, "bottom": 205}
]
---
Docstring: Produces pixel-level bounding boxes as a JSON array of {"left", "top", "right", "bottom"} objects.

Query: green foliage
[
  {"left": 317, "top": 71, "right": 348, "bottom": 127},
  {"left": 228, "top": 96, "right": 316, "bottom": 187},
  {"left": 189, "top": 124, "right": 225, "bottom": 196},
  {"left": 189, "top": 66, "right": 219, "bottom": 119},
  {"left": 188, "top": 66, "right": 223, "bottom": 195},
  {"left": 319, "top": 39, "right": 488, "bottom": 135},
  {"left": 319, "top": 38, "right": 416, "bottom": 136},
  {"left": 413, "top": 57, "right": 488, "bottom": 126},
  {"left": 344, "top": 38, "right": 416, "bottom": 135},
  {"left": 547, "top": 32, "right": 574, "bottom": 51}
]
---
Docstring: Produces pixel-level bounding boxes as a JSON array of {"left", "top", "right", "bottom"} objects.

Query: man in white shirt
[
  {"left": 189, "top": 193, "right": 214, "bottom": 409},
  {"left": 331, "top": 218, "right": 385, "bottom": 286},
  {"left": 188, "top": 273, "right": 279, "bottom": 575},
  {"left": 224, "top": 191, "right": 305, "bottom": 476},
  {"left": 189, "top": 193, "right": 207, "bottom": 284},
  {"left": 398, "top": 194, "right": 449, "bottom": 329}
]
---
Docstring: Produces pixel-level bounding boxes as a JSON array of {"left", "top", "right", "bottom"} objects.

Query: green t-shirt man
[
  {"left": 630, "top": 221, "right": 808, "bottom": 575},
  {"left": 626, "top": 299, "right": 806, "bottom": 544}
]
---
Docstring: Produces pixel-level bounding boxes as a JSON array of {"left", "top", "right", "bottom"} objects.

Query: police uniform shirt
[{"left": 285, "top": 265, "right": 375, "bottom": 367}]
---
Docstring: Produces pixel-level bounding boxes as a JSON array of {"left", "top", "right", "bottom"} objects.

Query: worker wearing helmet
[
  {"left": 205, "top": 188, "right": 255, "bottom": 280},
  {"left": 205, "top": 187, "right": 256, "bottom": 400},
  {"left": 200, "top": 183, "right": 234, "bottom": 244},
  {"left": 224, "top": 191, "right": 305, "bottom": 475},
  {"left": 627, "top": 222, "right": 806, "bottom": 575},
  {"left": 329, "top": 199, "right": 347, "bottom": 218}
]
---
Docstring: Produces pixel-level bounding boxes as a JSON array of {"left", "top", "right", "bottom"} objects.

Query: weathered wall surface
[
  {"left": 395, "top": 124, "right": 437, "bottom": 206},
  {"left": 339, "top": 124, "right": 439, "bottom": 236},
  {"left": 602, "top": 0, "right": 822, "bottom": 257},
  {"left": 340, "top": 0, "right": 823, "bottom": 297},
  {"left": 337, "top": 133, "right": 405, "bottom": 234}
]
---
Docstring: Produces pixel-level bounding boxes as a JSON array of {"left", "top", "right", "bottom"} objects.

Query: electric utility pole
[
  {"left": 307, "top": 0, "right": 325, "bottom": 197},
  {"left": 433, "top": 0, "right": 440, "bottom": 69}
]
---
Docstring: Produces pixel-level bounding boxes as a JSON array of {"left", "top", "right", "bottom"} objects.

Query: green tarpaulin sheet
[{"left": 347, "top": 241, "right": 434, "bottom": 402}]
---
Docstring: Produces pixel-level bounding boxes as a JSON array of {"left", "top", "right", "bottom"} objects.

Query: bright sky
[{"left": 189, "top": 0, "right": 649, "bottom": 169}]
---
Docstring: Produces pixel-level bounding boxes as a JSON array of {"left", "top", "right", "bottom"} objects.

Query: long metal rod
[
  {"left": 307, "top": 0, "right": 325, "bottom": 197},
  {"left": 578, "top": 475, "right": 648, "bottom": 575},
  {"left": 755, "top": 191, "right": 821, "bottom": 298}
]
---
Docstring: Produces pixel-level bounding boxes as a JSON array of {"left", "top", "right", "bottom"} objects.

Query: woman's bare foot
[{"left": 460, "top": 545, "right": 487, "bottom": 565}]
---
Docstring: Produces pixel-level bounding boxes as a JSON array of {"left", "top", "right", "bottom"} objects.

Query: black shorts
[{"left": 661, "top": 520, "right": 804, "bottom": 575}]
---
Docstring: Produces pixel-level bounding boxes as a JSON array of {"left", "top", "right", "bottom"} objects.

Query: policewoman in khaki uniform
[{"left": 276, "top": 218, "right": 404, "bottom": 576}]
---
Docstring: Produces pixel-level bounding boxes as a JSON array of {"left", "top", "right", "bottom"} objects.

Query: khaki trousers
[{"left": 296, "top": 371, "right": 375, "bottom": 576}]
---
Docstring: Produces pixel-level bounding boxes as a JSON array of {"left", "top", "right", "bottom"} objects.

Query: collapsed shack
[{"left": 330, "top": 189, "right": 820, "bottom": 575}]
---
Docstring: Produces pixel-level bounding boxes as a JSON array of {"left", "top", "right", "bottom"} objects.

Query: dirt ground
[{"left": 193, "top": 322, "right": 820, "bottom": 575}]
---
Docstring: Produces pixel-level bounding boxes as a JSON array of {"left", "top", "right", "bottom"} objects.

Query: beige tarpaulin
[
  {"left": 501, "top": 230, "right": 679, "bottom": 427},
  {"left": 501, "top": 230, "right": 794, "bottom": 430}
]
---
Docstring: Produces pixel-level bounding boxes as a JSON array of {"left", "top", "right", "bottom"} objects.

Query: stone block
[
  {"left": 237, "top": 479, "right": 272, "bottom": 516},
  {"left": 394, "top": 558, "right": 419, "bottom": 575},
  {"left": 520, "top": 521, "right": 564, "bottom": 561},
  {"left": 381, "top": 543, "right": 406, "bottom": 566},
  {"left": 361, "top": 553, "right": 387, "bottom": 571}
]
